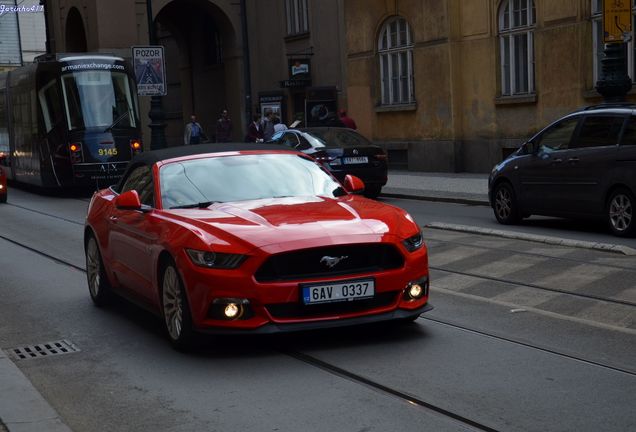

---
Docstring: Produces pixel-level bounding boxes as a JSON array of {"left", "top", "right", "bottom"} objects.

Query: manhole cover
[{"left": 7, "top": 340, "right": 80, "bottom": 361}]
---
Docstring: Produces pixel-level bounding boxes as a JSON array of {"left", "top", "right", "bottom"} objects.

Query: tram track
[
  {"left": 6, "top": 204, "right": 636, "bottom": 307},
  {"left": 3, "top": 200, "right": 635, "bottom": 309}
]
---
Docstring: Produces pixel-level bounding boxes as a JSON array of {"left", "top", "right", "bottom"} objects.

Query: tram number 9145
[{"left": 98, "top": 148, "right": 118, "bottom": 156}]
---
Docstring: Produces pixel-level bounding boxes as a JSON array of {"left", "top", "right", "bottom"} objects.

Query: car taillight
[
  {"left": 313, "top": 152, "right": 336, "bottom": 164},
  {"left": 69, "top": 142, "right": 83, "bottom": 164},
  {"left": 374, "top": 153, "right": 388, "bottom": 161},
  {"left": 130, "top": 139, "right": 143, "bottom": 154}
]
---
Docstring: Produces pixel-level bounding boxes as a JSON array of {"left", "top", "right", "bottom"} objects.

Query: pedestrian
[
  {"left": 245, "top": 113, "right": 264, "bottom": 142},
  {"left": 184, "top": 114, "right": 205, "bottom": 145},
  {"left": 338, "top": 109, "right": 358, "bottom": 130},
  {"left": 216, "top": 109, "right": 233, "bottom": 143},
  {"left": 273, "top": 116, "right": 288, "bottom": 133},
  {"left": 262, "top": 110, "right": 275, "bottom": 141}
]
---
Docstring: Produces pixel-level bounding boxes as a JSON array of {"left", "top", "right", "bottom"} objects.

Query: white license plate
[
  {"left": 343, "top": 156, "right": 368, "bottom": 164},
  {"left": 302, "top": 279, "right": 375, "bottom": 305}
]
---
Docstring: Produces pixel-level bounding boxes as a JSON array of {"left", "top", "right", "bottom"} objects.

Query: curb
[
  {"left": 380, "top": 192, "right": 490, "bottom": 206},
  {"left": 0, "top": 351, "right": 72, "bottom": 432},
  {"left": 425, "top": 222, "right": 636, "bottom": 256}
]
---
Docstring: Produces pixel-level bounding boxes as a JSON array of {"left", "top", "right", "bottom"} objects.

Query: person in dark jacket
[
  {"left": 216, "top": 109, "right": 233, "bottom": 142},
  {"left": 245, "top": 113, "right": 264, "bottom": 142}
]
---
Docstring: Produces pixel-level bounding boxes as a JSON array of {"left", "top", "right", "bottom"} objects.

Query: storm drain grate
[{"left": 8, "top": 340, "right": 80, "bottom": 361}]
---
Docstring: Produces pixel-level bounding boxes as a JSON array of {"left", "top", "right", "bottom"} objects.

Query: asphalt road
[
  {"left": 379, "top": 196, "right": 636, "bottom": 250},
  {"left": 1, "top": 188, "right": 635, "bottom": 432}
]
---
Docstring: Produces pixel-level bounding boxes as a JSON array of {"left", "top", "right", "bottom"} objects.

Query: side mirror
[
  {"left": 343, "top": 174, "right": 365, "bottom": 194},
  {"left": 525, "top": 140, "right": 539, "bottom": 155},
  {"left": 115, "top": 190, "right": 142, "bottom": 211}
]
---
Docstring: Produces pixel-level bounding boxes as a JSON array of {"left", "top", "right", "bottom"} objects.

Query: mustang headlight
[
  {"left": 186, "top": 249, "right": 246, "bottom": 269},
  {"left": 402, "top": 232, "right": 424, "bottom": 252}
]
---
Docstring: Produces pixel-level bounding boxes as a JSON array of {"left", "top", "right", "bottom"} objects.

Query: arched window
[
  {"left": 499, "top": 0, "right": 535, "bottom": 96},
  {"left": 378, "top": 17, "right": 414, "bottom": 105}
]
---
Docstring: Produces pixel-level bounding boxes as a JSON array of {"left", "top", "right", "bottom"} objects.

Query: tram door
[{"left": 37, "top": 75, "right": 69, "bottom": 186}]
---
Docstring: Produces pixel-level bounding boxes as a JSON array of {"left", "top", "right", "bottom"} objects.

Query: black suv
[{"left": 489, "top": 104, "right": 636, "bottom": 237}]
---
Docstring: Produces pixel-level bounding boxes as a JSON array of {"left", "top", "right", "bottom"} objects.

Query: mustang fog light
[
  {"left": 209, "top": 298, "right": 252, "bottom": 320},
  {"left": 404, "top": 277, "right": 429, "bottom": 300},
  {"left": 224, "top": 303, "right": 240, "bottom": 319}
]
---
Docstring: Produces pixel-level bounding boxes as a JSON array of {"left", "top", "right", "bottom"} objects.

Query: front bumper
[{"left": 195, "top": 302, "right": 434, "bottom": 334}]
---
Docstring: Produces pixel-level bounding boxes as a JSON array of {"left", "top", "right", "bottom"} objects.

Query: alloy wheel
[
  {"left": 495, "top": 187, "right": 512, "bottom": 221},
  {"left": 609, "top": 193, "right": 633, "bottom": 234},
  {"left": 162, "top": 266, "right": 183, "bottom": 341},
  {"left": 86, "top": 238, "right": 101, "bottom": 298}
]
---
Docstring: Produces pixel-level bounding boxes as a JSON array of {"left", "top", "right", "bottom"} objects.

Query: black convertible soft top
[{"left": 115, "top": 143, "right": 292, "bottom": 191}]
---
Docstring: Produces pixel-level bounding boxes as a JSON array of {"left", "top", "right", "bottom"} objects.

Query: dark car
[
  {"left": 489, "top": 104, "right": 636, "bottom": 237},
  {"left": 269, "top": 128, "right": 388, "bottom": 198}
]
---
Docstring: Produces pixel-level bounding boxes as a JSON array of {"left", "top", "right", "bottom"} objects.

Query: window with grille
[
  {"left": 499, "top": 0, "right": 536, "bottom": 96},
  {"left": 378, "top": 17, "right": 415, "bottom": 106}
]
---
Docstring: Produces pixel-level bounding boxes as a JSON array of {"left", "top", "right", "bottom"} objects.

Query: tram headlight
[{"left": 68, "top": 142, "right": 83, "bottom": 164}]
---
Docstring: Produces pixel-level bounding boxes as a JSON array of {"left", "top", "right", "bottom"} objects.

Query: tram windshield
[{"left": 61, "top": 71, "right": 138, "bottom": 130}]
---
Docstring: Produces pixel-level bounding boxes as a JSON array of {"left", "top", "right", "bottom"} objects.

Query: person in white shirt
[{"left": 273, "top": 116, "right": 287, "bottom": 133}]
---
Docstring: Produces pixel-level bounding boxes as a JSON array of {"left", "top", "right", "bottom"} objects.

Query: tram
[{"left": 0, "top": 54, "right": 142, "bottom": 188}]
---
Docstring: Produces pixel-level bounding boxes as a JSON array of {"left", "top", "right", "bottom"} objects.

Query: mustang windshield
[
  {"left": 160, "top": 154, "right": 345, "bottom": 209},
  {"left": 61, "top": 71, "right": 138, "bottom": 130}
]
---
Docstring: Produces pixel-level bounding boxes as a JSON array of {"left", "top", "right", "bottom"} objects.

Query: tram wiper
[
  {"left": 104, "top": 111, "right": 130, "bottom": 132},
  {"left": 169, "top": 201, "right": 219, "bottom": 209}
]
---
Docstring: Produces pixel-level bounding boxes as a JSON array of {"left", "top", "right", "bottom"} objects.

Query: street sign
[
  {"left": 604, "top": 0, "right": 632, "bottom": 43},
  {"left": 131, "top": 46, "right": 167, "bottom": 96}
]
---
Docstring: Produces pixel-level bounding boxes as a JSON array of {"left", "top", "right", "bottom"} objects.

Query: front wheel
[
  {"left": 492, "top": 182, "right": 521, "bottom": 225},
  {"left": 607, "top": 188, "right": 635, "bottom": 237},
  {"left": 161, "top": 261, "right": 195, "bottom": 350},
  {"left": 85, "top": 235, "right": 112, "bottom": 306}
]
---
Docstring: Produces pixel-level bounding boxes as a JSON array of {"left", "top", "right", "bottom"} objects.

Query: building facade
[
  {"left": 246, "top": 0, "right": 347, "bottom": 129},
  {"left": 344, "top": 0, "right": 633, "bottom": 172},
  {"left": 42, "top": 0, "right": 347, "bottom": 146},
  {"left": 44, "top": 0, "right": 247, "bottom": 145}
]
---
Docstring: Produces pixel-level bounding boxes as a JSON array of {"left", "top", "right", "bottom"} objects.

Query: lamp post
[
  {"left": 145, "top": 0, "right": 167, "bottom": 149},
  {"left": 596, "top": 5, "right": 632, "bottom": 103},
  {"left": 595, "top": 42, "right": 632, "bottom": 103}
]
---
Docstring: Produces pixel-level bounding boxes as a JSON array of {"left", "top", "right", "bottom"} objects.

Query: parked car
[
  {"left": 489, "top": 104, "right": 636, "bottom": 237},
  {"left": 268, "top": 127, "right": 388, "bottom": 198},
  {"left": 84, "top": 144, "right": 431, "bottom": 349},
  {"left": 0, "top": 164, "right": 7, "bottom": 203}
]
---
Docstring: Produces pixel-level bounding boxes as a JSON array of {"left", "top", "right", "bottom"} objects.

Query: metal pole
[
  {"left": 14, "top": 0, "right": 24, "bottom": 66},
  {"left": 146, "top": 0, "right": 167, "bottom": 149},
  {"left": 240, "top": 0, "right": 253, "bottom": 129},
  {"left": 39, "top": 0, "right": 52, "bottom": 54}
]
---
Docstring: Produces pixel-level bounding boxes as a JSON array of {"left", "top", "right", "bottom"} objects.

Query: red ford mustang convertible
[{"left": 84, "top": 144, "right": 431, "bottom": 348}]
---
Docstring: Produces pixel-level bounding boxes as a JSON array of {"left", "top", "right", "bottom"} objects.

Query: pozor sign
[{"left": 132, "top": 46, "right": 167, "bottom": 96}]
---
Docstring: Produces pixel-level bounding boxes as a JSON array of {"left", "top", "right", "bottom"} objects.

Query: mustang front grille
[{"left": 254, "top": 243, "right": 404, "bottom": 282}]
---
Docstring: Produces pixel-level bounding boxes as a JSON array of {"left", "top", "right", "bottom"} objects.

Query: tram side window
[
  {"left": 39, "top": 80, "right": 64, "bottom": 133},
  {"left": 0, "top": 89, "right": 9, "bottom": 157}
]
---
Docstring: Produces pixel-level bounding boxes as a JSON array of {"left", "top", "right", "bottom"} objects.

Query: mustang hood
[{"left": 173, "top": 196, "right": 416, "bottom": 250}]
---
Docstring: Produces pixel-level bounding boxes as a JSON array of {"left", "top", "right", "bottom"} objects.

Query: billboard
[{"left": 131, "top": 46, "right": 167, "bottom": 96}]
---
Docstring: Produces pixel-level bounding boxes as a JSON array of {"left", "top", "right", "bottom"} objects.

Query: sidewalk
[{"left": 382, "top": 170, "right": 490, "bottom": 205}]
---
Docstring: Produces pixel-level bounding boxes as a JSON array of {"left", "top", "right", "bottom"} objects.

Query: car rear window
[{"left": 306, "top": 129, "right": 372, "bottom": 148}]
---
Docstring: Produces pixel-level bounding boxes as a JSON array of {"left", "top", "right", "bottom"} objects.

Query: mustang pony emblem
[{"left": 320, "top": 255, "right": 349, "bottom": 268}]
